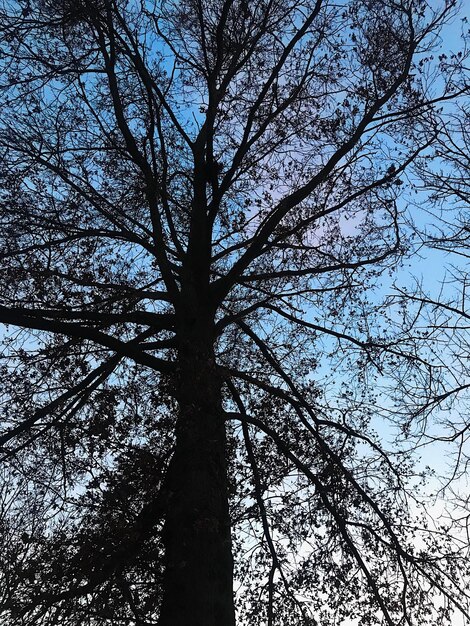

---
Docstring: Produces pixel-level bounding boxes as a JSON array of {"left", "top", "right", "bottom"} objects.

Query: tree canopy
[{"left": 0, "top": 0, "right": 469, "bottom": 624}]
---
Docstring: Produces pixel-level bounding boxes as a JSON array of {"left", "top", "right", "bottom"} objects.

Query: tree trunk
[{"left": 158, "top": 313, "right": 235, "bottom": 626}]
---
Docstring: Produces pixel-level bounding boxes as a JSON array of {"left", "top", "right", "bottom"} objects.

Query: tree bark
[{"left": 158, "top": 309, "right": 235, "bottom": 626}]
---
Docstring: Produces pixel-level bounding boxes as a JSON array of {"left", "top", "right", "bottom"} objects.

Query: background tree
[
  {"left": 0, "top": 0, "right": 469, "bottom": 625},
  {"left": 389, "top": 74, "right": 470, "bottom": 507}
]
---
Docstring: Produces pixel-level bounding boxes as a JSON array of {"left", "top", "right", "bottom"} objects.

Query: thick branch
[{"left": 0, "top": 305, "right": 173, "bottom": 373}]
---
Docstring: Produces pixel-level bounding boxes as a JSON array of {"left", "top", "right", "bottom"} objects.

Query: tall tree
[{"left": 0, "top": 0, "right": 469, "bottom": 624}]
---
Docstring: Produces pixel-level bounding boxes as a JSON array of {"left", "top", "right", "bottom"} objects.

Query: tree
[
  {"left": 391, "top": 83, "right": 470, "bottom": 481},
  {"left": 0, "top": 0, "right": 469, "bottom": 624}
]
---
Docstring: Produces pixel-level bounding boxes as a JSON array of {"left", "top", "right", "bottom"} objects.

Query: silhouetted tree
[
  {"left": 391, "top": 91, "right": 470, "bottom": 474},
  {"left": 0, "top": 1, "right": 469, "bottom": 625}
]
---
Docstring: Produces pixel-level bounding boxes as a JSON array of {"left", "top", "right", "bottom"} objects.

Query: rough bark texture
[{"left": 158, "top": 290, "right": 235, "bottom": 626}]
